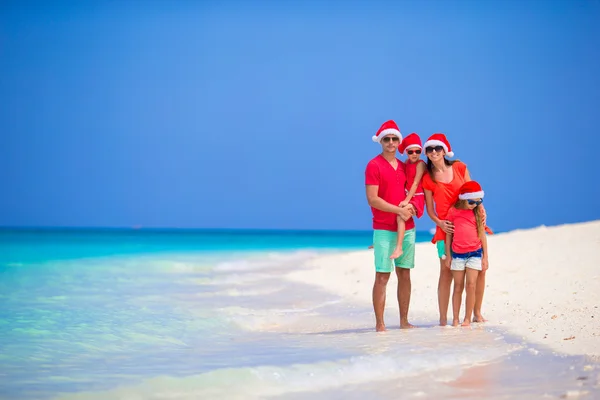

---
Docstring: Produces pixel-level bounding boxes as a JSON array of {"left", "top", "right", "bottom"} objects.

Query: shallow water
[{"left": 0, "top": 230, "right": 598, "bottom": 399}]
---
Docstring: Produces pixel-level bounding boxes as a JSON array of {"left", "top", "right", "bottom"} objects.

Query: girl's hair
[
  {"left": 426, "top": 157, "right": 459, "bottom": 182},
  {"left": 453, "top": 199, "right": 484, "bottom": 237}
]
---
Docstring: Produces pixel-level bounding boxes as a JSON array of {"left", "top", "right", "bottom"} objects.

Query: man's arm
[{"left": 366, "top": 185, "right": 414, "bottom": 221}]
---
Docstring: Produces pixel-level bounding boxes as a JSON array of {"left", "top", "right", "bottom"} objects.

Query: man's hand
[
  {"left": 438, "top": 220, "right": 454, "bottom": 233},
  {"left": 398, "top": 204, "right": 415, "bottom": 221},
  {"left": 482, "top": 258, "right": 489, "bottom": 271},
  {"left": 399, "top": 200, "right": 409, "bottom": 207}
]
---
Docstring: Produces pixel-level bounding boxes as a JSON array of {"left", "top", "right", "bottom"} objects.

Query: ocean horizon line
[{"left": 0, "top": 225, "right": 435, "bottom": 236}]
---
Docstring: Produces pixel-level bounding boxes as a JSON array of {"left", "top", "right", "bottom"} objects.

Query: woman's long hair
[
  {"left": 426, "top": 157, "right": 458, "bottom": 182},
  {"left": 453, "top": 199, "right": 484, "bottom": 237}
]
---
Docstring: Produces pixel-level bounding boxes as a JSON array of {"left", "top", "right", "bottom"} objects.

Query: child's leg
[
  {"left": 473, "top": 271, "right": 487, "bottom": 322},
  {"left": 462, "top": 268, "right": 480, "bottom": 327},
  {"left": 389, "top": 217, "right": 405, "bottom": 259},
  {"left": 451, "top": 270, "right": 465, "bottom": 327}
]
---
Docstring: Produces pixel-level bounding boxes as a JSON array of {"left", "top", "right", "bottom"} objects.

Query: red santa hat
[
  {"left": 372, "top": 120, "right": 402, "bottom": 143},
  {"left": 398, "top": 133, "right": 422, "bottom": 154},
  {"left": 423, "top": 133, "right": 454, "bottom": 158},
  {"left": 458, "top": 180, "right": 485, "bottom": 200}
]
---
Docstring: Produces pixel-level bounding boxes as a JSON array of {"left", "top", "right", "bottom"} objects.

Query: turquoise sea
[{"left": 0, "top": 228, "right": 597, "bottom": 399}]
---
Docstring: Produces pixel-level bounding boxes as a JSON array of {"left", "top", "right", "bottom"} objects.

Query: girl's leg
[
  {"left": 473, "top": 270, "right": 487, "bottom": 322},
  {"left": 390, "top": 217, "right": 405, "bottom": 259},
  {"left": 438, "top": 259, "right": 453, "bottom": 326},
  {"left": 451, "top": 270, "right": 465, "bottom": 327},
  {"left": 462, "top": 268, "right": 479, "bottom": 327}
]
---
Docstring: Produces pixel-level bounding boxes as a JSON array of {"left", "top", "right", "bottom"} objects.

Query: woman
[{"left": 421, "top": 133, "right": 487, "bottom": 326}]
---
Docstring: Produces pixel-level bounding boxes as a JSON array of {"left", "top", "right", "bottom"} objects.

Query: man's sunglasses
[
  {"left": 425, "top": 145, "right": 444, "bottom": 153},
  {"left": 407, "top": 149, "right": 422, "bottom": 155},
  {"left": 382, "top": 136, "right": 400, "bottom": 143},
  {"left": 467, "top": 199, "right": 483, "bottom": 206}
]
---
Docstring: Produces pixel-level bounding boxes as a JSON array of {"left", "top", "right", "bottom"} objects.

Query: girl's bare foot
[
  {"left": 452, "top": 319, "right": 460, "bottom": 327},
  {"left": 400, "top": 321, "right": 416, "bottom": 329},
  {"left": 439, "top": 318, "right": 448, "bottom": 327},
  {"left": 461, "top": 320, "right": 471, "bottom": 327},
  {"left": 389, "top": 248, "right": 403, "bottom": 259},
  {"left": 473, "top": 314, "right": 487, "bottom": 323},
  {"left": 376, "top": 323, "right": 387, "bottom": 332}
]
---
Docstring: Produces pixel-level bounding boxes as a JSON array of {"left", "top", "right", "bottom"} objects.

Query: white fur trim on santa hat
[
  {"left": 459, "top": 191, "right": 485, "bottom": 200},
  {"left": 372, "top": 128, "right": 402, "bottom": 143},
  {"left": 405, "top": 144, "right": 422, "bottom": 150},
  {"left": 423, "top": 139, "right": 454, "bottom": 157}
]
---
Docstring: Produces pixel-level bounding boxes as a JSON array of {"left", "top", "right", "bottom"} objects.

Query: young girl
[
  {"left": 390, "top": 133, "right": 426, "bottom": 259},
  {"left": 444, "top": 180, "right": 489, "bottom": 327}
]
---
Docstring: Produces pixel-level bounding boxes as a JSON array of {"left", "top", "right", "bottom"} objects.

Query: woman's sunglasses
[
  {"left": 382, "top": 136, "right": 400, "bottom": 143},
  {"left": 425, "top": 145, "right": 444, "bottom": 153},
  {"left": 467, "top": 199, "right": 483, "bottom": 206},
  {"left": 407, "top": 149, "right": 422, "bottom": 155}
]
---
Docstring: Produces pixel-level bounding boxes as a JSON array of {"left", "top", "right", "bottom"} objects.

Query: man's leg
[
  {"left": 373, "top": 272, "right": 391, "bottom": 332},
  {"left": 395, "top": 228, "right": 416, "bottom": 329},
  {"left": 436, "top": 240, "right": 452, "bottom": 326},
  {"left": 395, "top": 267, "right": 414, "bottom": 328},
  {"left": 372, "top": 230, "right": 395, "bottom": 332}
]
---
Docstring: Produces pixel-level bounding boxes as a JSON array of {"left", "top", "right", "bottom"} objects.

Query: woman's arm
[
  {"left": 425, "top": 189, "right": 454, "bottom": 233},
  {"left": 425, "top": 189, "right": 441, "bottom": 226},
  {"left": 480, "top": 231, "right": 489, "bottom": 271},
  {"left": 464, "top": 167, "right": 471, "bottom": 182},
  {"left": 479, "top": 210, "right": 489, "bottom": 270}
]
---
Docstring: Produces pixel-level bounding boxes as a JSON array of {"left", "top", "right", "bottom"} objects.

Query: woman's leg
[
  {"left": 462, "top": 268, "right": 479, "bottom": 327},
  {"left": 451, "top": 270, "right": 465, "bottom": 327}
]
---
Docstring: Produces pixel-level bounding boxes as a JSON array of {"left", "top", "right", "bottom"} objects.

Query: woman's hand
[
  {"left": 438, "top": 220, "right": 454, "bottom": 233},
  {"left": 482, "top": 258, "right": 489, "bottom": 271},
  {"left": 444, "top": 256, "right": 452, "bottom": 269}
]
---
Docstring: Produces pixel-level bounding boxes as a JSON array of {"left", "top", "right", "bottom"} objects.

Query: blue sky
[{"left": 1, "top": 0, "right": 598, "bottom": 232}]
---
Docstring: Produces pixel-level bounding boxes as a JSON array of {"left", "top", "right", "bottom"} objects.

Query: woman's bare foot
[
  {"left": 389, "top": 247, "right": 403, "bottom": 259},
  {"left": 473, "top": 314, "right": 487, "bottom": 323},
  {"left": 400, "top": 321, "right": 416, "bottom": 329},
  {"left": 452, "top": 319, "right": 460, "bottom": 327},
  {"left": 439, "top": 318, "right": 448, "bottom": 327},
  {"left": 461, "top": 320, "right": 471, "bottom": 327},
  {"left": 376, "top": 323, "right": 387, "bottom": 332}
]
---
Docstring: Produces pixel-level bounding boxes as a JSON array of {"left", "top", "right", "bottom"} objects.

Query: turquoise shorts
[
  {"left": 373, "top": 228, "right": 416, "bottom": 273},
  {"left": 436, "top": 240, "right": 446, "bottom": 259}
]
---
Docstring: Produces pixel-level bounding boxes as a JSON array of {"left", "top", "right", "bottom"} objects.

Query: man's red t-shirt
[{"left": 365, "top": 155, "right": 424, "bottom": 232}]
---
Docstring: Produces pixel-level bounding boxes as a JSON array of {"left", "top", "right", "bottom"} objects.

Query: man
[{"left": 365, "top": 120, "right": 425, "bottom": 331}]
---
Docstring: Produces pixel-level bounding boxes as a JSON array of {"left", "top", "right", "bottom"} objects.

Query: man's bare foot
[
  {"left": 473, "top": 314, "right": 487, "bottom": 323},
  {"left": 376, "top": 323, "right": 387, "bottom": 332},
  {"left": 461, "top": 320, "right": 471, "bottom": 327},
  {"left": 400, "top": 321, "right": 416, "bottom": 329},
  {"left": 452, "top": 319, "right": 460, "bottom": 327},
  {"left": 389, "top": 248, "right": 403, "bottom": 259},
  {"left": 439, "top": 318, "right": 447, "bottom": 326}
]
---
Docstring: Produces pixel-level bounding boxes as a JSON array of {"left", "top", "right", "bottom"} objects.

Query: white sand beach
[{"left": 287, "top": 220, "right": 600, "bottom": 357}]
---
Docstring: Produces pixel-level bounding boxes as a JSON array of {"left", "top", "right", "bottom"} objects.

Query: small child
[
  {"left": 444, "top": 180, "right": 489, "bottom": 327},
  {"left": 390, "top": 133, "right": 426, "bottom": 259}
]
